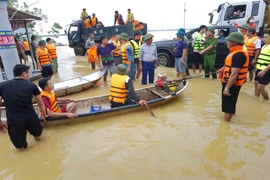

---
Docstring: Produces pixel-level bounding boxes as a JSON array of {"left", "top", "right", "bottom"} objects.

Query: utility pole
[
  {"left": 184, "top": 3, "right": 186, "bottom": 28},
  {"left": 0, "top": 0, "right": 20, "bottom": 81}
]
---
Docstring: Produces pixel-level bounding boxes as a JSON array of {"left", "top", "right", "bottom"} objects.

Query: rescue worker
[
  {"left": 85, "top": 33, "right": 97, "bottom": 70},
  {"left": 46, "top": 38, "right": 58, "bottom": 73},
  {"left": 91, "top": 13, "right": 98, "bottom": 28},
  {"left": 254, "top": 30, "right": 270, "bottom": 100},
  {"left": 80, "top": 8, "right": 88, "bottom": 20},
  {"left": 31, "top": 35, "right": 38, "bottom": 65},
  {"left": 245, "top": 28, "right": 261, "bottom": 81},
  {"left": 130, "top": 31, "right": 143, "bottom": 80},
  {"left": 139, "top": 33, "right": 158, "bottom": 85},
  {"left": 192, "top": 25, "right": 207, "bottom": 74},
  {"left": 109, "top": 64, "right": 147, "bottom": 108},
  {"left": 119, "top": 33, "right": 135, "bottom": 80},
  {"left": 97, "top": 36, "right": 117, "bottom": 83},
  {"left": 110, "top": 34, "right": 122, "bottom": 66},
  {"left": 15, "top": 39, "right": 27, "bottom": 64},
  {"left": 83, "top": 16, "right": 91, "bottom": 29},
  {"left": 174, "top": 29, "right": 187, "bottom": 79},
  {"left": 39, "top": 78, "right": 77, "bottom": 118},
  {"left": 0, "top": 64, "right": 47, "bottom": 150},
  {"left": 85, "top": 33, "right": 95, "bottom": 50},
  {"left": 238, "top": 24, "right": 248, "bottom": 37},
  {"left": 199, "top": 26, "right": 218, "bottom": 79},
  {"left": 114, "top": 11, "right": 124, "bottom": 26},
  {"left": 23, "top": 38, "right": 31, "bottom": 57},
  {"left": 178, "top": 28, "right": 191, "bottom": 77},
  {"left": 36, "top": 40, "right": 54, "bottom": 79},
  {"left": 126, "top": 8, "right": 134, "bottom": 23},
  {"left": 219, "top": 32, "right": 249, "bottom": 122}
]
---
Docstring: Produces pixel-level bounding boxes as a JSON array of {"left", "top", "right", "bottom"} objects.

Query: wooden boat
[{"left": 0, "top": 80, "right": 188, "bottom": 126}]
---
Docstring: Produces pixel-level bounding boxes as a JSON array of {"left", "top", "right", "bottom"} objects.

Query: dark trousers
[
  {"left": 91, "top": 62, "right": 95, "bottom": 70},
  {"left": 142, "top": 61, "right": 155, "bottom": 84}
]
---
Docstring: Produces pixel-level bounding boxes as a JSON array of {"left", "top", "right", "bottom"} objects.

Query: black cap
[
  {"left": 13, "top": 64, "right": 30, "bottom": 77},
  {"left": 46, "top": 38, "right": 52, "bottom": 42},
  {"left": 38, "top": 78, "right": 50, "bottom": 90}
]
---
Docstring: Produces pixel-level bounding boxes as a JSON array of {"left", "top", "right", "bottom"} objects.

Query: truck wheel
[
  {"left": 158, "top": 52, "right": 171, "bottom": 67},
  {"left": 74, "top": 44, "right": 85, "bottom": 56}
]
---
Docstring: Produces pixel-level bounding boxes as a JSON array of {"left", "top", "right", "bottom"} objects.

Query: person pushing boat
[
  {"left": 38, "top": 78, "right": 77, "bottom": 119},
  {"left": 109, "top": 64, "right": 147, "bottom": 108}
]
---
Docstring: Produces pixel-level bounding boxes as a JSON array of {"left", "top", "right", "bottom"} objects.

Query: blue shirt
[
  {"left": 97, "top": 43, "right": 116, "bottom": 65},
  {"left": 175, "top": 40, "right": 187, "bottom": 58},
  {"left": 126, "top": 45, "right": 134, "bottom": 62}
]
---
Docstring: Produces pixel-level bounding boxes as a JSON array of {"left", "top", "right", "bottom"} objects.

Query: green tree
[
  {"left": 48, "top": 22, "right": 63, "bottom": 38},
  {"left": 7, "top": 1, "right": 48, "bottom": 31}
]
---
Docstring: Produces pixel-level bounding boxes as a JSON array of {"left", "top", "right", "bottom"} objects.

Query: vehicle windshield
[{"left": 68, "top": 25, "right": 78, "bottom": 40}]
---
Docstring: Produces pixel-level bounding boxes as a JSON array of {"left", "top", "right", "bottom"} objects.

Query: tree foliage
[
  {"left": 7, "top": 0, "right": 48, "bottom": 31},
  {"left": 48, "top": 22, "right": 63, "bottom": 38}
]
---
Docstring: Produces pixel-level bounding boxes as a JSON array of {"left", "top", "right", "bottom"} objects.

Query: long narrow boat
[
  {"left": 0, "top": 80, "right": 188, "bottom": 126},
  {"left": 50, "top": 67, "right": 108, "bottom": 97}
]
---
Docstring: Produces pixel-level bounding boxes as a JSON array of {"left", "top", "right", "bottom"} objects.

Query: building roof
[
  {"left": 7, "top": 7, "right": 42, "bottom": 20},
  {"left": 7, "top": 7, "right": 42, "bottom": 31}
]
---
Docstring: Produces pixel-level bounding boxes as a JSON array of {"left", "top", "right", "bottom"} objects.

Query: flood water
[{"left": 0, "top": 46, "right": 270, "bottom": 180}]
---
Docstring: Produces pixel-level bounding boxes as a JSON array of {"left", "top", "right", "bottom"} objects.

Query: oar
[
  {"left": 145, "top": 104, "right": 156, "bottom": 117},
  {"left": 171, "top": 71, "right": 219, "bottom": 84}
]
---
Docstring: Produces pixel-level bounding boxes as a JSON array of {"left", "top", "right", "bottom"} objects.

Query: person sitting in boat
[
  {"left": 109, "top": 64, "right": 147, "bottom": 108},
  {"left": 38, "top": 78, "right": 77, "bottom": 118}
]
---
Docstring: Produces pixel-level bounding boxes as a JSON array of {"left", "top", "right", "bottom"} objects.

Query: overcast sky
[{"left": 19, "top": 0, "right": 231, "bottom": 34}]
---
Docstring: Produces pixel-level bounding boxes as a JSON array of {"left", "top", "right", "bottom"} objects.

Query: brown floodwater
[{"left": 0, "top": 46, "right": 270, "bottom": 180}]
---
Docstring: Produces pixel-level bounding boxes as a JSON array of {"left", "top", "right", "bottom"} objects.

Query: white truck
[{"left": 208, "top": 0, "right": 269, "bottom": 33}]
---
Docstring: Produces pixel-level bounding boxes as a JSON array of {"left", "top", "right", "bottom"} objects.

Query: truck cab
[
  {"left": 209, "top": 0, "right": 267, "bottom": 32},
  {"left": 67, "top": 20, "right": 147, "bottom": 56}
]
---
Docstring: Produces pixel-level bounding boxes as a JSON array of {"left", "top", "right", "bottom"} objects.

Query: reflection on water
[{"left": 0, "top": 46, "right": 270, "bottom": 180}]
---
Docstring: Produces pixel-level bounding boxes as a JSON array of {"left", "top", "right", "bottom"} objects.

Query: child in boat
[{"left": 38, "top": 78, "right": 77, "bottom": 118}]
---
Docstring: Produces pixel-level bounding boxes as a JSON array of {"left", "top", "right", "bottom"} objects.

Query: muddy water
[{"left": 0, "top": 46, "right": 270, "bottom": 180}]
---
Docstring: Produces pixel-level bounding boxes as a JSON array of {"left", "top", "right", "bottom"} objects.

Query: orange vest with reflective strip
[
  {"left": 23, "top": 41, "right": 30, "bottom": 51},
  {"left": 221, "top": 45, "right": 249, "bottom": 86},
  {"left": 84, "top": 19, "right": 91, "bottom": 28},
  {"left": 40, "top": 90, "right": 61, "bottom": 113},
  {"left": 245, "top": 36, "right": 258, "bottom": 57},
  {"left": 111, "top": 41, "right": 121, "bottom": 56},
  {"left": 37, "top": 47, "right": 50, "bottom": 65},
  {"left": 109, "top": 74, "right": 128, "bottom": 103},
  {"left": 91, "top": 17, "right": 97, "bottom": 26},
  {"left": 121, "top": 42, "right": 133, "bottom": 64},
  {"left": 46, "top": 44, "right": 57, "bottom": 59}
]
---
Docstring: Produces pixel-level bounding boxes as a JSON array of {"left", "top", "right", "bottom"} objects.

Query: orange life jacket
[
  {"left": 121, "top": 42, "right": 133, "bottom": 64},
  {"left": 46, "top": 44, "right": 57, "bottom": 59},
  {"left": 37, "top": 47, "right": 50, "bottom": 65},
  {"left": 23, "top": 41, "right": 30, "bottom": 51},
  {"left": 109, "top": 74, "right": 128, "bottom": 103},
  {"left": 244, "top": 36, "right": 258, "bottom": 57},
  {"left": 117, "top": 14, "right": 124, "bottom": 24},
  {"left": 221, "top": 45, "right": 249, "bottom": 86},
  {"left": 84, "top": 19, "right": 91, "bottom": 28},
  {"left": 86, "top": 45, "right": 97, "bottom": 63},
  {"left": 91, "top": 17, "right": 97, "bottom": 26},
  {"left": 40, "top": 90, "right": 61, "bottom": 113},
  {"left": 111, "top": 41, "right": 121, "bottom": 56}
]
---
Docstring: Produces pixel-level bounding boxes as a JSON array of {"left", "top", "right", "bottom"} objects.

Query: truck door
[
  {"left": 251, "top": 1, "right": 266, "bottom": 30},
  {"left": 68, "top": 24, "right": 79, "bottom": 47}
]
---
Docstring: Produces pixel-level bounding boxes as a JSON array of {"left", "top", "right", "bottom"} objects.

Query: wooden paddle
[
  {"left": 145, "top": 104, "right": 156, "bottom": 117},
  {"left": 170, "top": 71, "right": 219, "bottom": 84}
]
